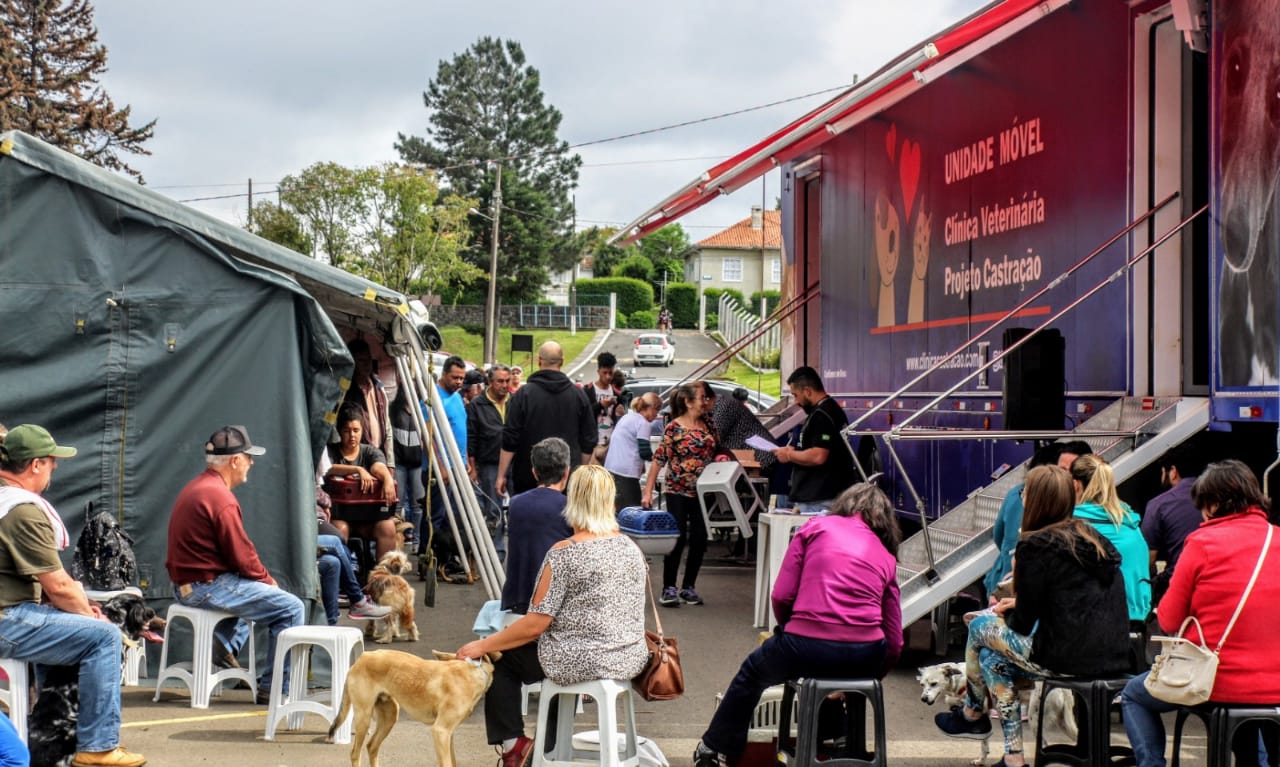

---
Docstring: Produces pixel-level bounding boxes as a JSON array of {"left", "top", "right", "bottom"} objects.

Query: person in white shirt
[{"left": 603, "top": 393, "right": 662, "bottom": 510}]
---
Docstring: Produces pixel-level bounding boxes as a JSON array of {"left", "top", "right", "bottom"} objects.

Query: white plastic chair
[
  {"left": 533, "top": 678, "right": 641, "bottom": 767},
  {"left": 0, "top": 658, "right": 29, "bottom": 744},
  {"left": 696, "top": 461, "right": 764, "bottom": 540},
  {"left": 152, "top": 604, "right": 256, "bottom": 708},
  {"left": 264, "top": 625, "right": 364, "bottom": 744}
]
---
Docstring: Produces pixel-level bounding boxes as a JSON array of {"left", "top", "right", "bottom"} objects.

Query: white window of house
[
  {"left": 771, "top": 257, "right": 781, "bottom": 283},
  {"left": 722, "top": 257, "right": 743, "bottom": 282}
]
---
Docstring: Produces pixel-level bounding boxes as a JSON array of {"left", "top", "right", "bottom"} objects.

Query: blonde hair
[
  {"left": 563, "top": 465, "right": 620, "bottom": 536},
  {"left": 1071, "top": 454, "right": 1127, "bottom": 525},
  {"left": 630, "top": 393, "right": 660, "bottom": 413}
]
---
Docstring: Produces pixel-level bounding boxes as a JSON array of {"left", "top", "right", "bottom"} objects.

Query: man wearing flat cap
[
  {"left": 165, "top": 425, "right": 304, "bottom": 705},
  {"left": 0, "top": 424, "right": 146, "bottom": 767}
]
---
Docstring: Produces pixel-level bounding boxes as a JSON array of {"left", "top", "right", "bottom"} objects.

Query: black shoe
[
  {"left": 692, "top": 741, "right": 723, "bottom": 767},
  {"left": 255, "top": 689, "right": 272, "bottom": 706},
  {"left": 212, "top": 647, "right": 239, "bottom": 671},
  {"left": 934, "top": 705, "right": 993, "bottom": 739}
]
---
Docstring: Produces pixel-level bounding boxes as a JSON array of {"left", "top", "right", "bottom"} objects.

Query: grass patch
[
  {"left": 438, "top": 326, "right": 596, "bottom": 369},
  {"left": 718, "top": 358, "right": 782, "bottom": 399}
]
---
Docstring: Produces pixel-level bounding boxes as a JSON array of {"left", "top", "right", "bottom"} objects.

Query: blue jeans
[
  {"left": 1121, "top": 672, "right": 1176, "bottom": 767},
  {"left": 700, "top": 631, "right": 886, "bottom": 758},
  {"left": 793, "top": 500, "right": 834, "bottom": 515},
  {"left": 317, "top": 534, "right": 366, "bottom": 625},
  {"left": 0, "top": 602, "right": 123, "bottom": 752},
  {"left": 395, "top": 463, "right": 424, "bottom": 523},
  {"left": 475, "top": 462, "right": 505, "bottom": 560},
  {"left": 173, "top": 572, "right": 305, "bottom": 695}
]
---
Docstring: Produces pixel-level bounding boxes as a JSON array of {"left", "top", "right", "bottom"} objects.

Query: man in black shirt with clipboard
[{"left": 772, "top": 367, "right": 853, "bottom": 514}]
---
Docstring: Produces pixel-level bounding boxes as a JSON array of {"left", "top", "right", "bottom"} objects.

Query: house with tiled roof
[{"left": 685, "top": 206, "right": 781, "bottom": 296}]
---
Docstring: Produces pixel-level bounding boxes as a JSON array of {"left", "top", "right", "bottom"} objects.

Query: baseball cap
[
  {"left": 464, "top": 369, "right": 486, "bottom": 387},
  {"left": 205, "top": 425, "right": 267, "bottom": 456},
  {"left": 0, "top": 424, "right": 77, "bottom": 462}
]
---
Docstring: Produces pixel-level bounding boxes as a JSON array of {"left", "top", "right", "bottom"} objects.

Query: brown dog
[
  {"left": 328, "top": 649, "right": 497, "bottom": 767},
  {"left": 364, "top": 550, "right": 418, "bottom": 643}
]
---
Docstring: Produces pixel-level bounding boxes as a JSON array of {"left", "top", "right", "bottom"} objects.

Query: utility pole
[
  {"left": 570, "top": 194, "right": 578, "bottom": 336},
  {"left": 484, "top": 162, "right": 503, "bottom": 366},
  {"left": 247, "top": 178, "right": 253, "bottom": 228}
]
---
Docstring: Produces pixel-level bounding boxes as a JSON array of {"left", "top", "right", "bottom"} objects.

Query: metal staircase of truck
[
  {"left": 894, "top": 395, "right": 1208, "bottom": 627},
  {"left": 835, "top": 194, "right": 1211, "bottom": 641}
]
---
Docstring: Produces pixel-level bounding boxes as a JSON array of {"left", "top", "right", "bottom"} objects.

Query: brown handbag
[{"left": 633, "top": 579, "right": 684, "bottom": 701}]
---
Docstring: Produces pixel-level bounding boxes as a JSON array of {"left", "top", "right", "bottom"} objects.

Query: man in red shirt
[{"left": 165, "top": 426, "right": 304, "bottom": 705}]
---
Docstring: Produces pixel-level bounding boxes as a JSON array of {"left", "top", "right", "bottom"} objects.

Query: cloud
[{"left": 90, "top": 0, "right": 986, "bottom": 233}]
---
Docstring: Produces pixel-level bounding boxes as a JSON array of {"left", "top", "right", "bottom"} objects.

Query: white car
[{"left": 633, "top": 333, "right": 675, "bottom": 367}]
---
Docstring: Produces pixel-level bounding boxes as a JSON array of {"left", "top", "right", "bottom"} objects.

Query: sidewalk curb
[{"left": 566, "top": 328, "right": 613, "bottom": 378}]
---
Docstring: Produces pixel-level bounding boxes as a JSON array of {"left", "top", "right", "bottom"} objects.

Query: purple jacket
[{"left": 772, "top": 514, "right": 903, "bottom": 669}]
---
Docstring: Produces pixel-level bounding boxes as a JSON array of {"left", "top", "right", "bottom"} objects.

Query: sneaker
[
  {"left": 497, "top": 735, "right": 533, "bottom": 767},
  {"left": 348, "top": 598, "right": 392, "bottom": 620},
  {"left": 692, "top": 741, "right": 724, "bottom": 767},
  {"left": 934, "top": 705, "right": 993, "bottom": 739},
  {"left": 679, "top": 588, "right": 704, "bottom": 605},
  {"left": 659, "top": 587, "right": 681, "bottom": 607},
  {"left": 255, "top": 689, "right": 272, "bottom": 706},
  {"left": 71, "top": 747, "right": 147, "bottom": 767}
]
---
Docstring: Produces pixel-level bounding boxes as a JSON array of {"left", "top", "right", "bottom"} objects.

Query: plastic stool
[
  {"left": 1171, "top": 704, "right": 1280, "bottom": 767},
  {"left": 123, "top": 639, "right": 146, "bottom": 686},
  {"left": 522, "top": 681, "right": 584, "bottom": 716},
  {"left": 533, "top": 678, "right": 640, "bottom": 766},
  {"left": 777, "top": 678, "right": 886, "bottom": 767},
  {"left": 1034, "top": 676, "right": 1134, "bottom": 766},
  {"left": 264, "top": 625, "right": 364, "bottom": 744},
  {"left": 152, "top": 603, "right": 256, "bottom": 708},
  {"left": 569, "top": 731, "right": 668, "bottom": 767},
  {"left": 0, "top": 658, "right": 29, "bottom": 744}
]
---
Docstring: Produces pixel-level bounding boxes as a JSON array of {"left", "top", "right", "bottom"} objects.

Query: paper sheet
[{"left": 744, "top": 434, "right": 778, "bottom": 451}]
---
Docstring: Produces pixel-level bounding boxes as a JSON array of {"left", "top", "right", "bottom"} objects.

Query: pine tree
[
  {"left": 396, "top": 37, "right": 580, "bottom": 302},
  {"left": 0, "top": 0, "right": 155, "bottom": 180}
]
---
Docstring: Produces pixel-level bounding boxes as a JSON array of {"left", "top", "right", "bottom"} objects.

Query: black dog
[{"left": 27, "top": 594, "right": 165, "bottom": 767}]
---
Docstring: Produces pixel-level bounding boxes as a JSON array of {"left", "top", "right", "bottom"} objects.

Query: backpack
[{"left": 69, "top": 503, "right": 138, "bottom": 591}]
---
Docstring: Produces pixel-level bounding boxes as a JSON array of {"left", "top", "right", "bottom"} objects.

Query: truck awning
[{"left": 609, "top": 0, "right": 1071, "bottom": 245}]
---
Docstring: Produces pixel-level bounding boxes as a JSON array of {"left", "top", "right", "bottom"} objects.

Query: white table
[{"left": 753, "top": 511, "right": 817, "bottom": 630}]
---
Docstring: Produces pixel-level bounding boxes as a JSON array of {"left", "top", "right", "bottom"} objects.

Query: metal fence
[
  {"left": 428, "top": 303, "right": 612, "bottom": 330},
  {"left": 717, "top": 294, "right": 780, "bottom": 368}
]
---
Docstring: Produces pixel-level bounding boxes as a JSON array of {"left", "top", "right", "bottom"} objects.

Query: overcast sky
[{"left": 93, "top": 1, "right": 986, "bottom": 243}]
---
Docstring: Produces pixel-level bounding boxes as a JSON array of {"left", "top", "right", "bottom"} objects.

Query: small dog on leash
[
  {"left": 917, "top": 661, "right": 1078, "bottom": 766},
  {"left": 364, "top": 550, "right": 419, "bottom": 643},
  {"left": 328, "top": 649, "right": 497, "bottom": 767}
]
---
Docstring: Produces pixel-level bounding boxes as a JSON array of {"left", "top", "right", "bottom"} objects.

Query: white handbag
[{"left": 1144, "top": 525, "right": 1273, "bottom": 705}]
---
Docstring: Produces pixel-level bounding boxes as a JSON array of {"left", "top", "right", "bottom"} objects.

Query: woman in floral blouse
[{"left": 643, "top": 381, "right": 723, "bottom": 607}]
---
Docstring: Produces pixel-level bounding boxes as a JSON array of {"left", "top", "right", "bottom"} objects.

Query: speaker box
[{"left": 1002, "top": 327, "right": 1065, "bottom": 431}]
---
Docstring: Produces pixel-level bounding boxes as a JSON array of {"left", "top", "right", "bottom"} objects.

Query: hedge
[
  {"left": 574, "top": 277, "right": 653, "bottom": 316},
  {"left": 665, "top": 282, "right": 698, "bottom": 328},
  {"left": 750, "top": 290, "right": 781, "bottom": 316},
  {"left": 627, "top": 310, "right": 656, "bottom": 329},
  {"left": 704, "top": 286, "right": 747, "bottom": 309}
]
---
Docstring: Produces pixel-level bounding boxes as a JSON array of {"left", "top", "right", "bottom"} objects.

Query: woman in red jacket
[{"left": 1121, "top": 459, "right": 1280, "bottom": 767}]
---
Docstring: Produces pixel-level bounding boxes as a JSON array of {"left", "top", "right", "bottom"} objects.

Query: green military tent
[{"left": 0, "top": 130, "right": 411, "bottom": 604}]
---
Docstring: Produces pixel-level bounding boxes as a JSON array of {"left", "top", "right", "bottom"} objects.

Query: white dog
[{"left": 917, "top": 662, "right": 1079, "bottom": 765}]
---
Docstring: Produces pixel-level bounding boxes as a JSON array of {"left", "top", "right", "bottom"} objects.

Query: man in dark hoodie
[{"left": 496, "top": 341, "right": 597, "bottom": 497}]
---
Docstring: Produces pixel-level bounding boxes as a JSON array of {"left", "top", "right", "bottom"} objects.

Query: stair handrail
[
  {"left": 655, "top": 280, "right": 819, "bottom": 399},
  {"left": 891, "top": 202, "right": 1207, "bottom": 435},
  {"left": 843, "top": 191, "right": 1180, "bottom": 437}
]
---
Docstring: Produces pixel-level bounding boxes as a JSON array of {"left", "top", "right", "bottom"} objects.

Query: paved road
[
  {"left": 568, "top": 328, "right": 725, "bottom": 386},
  {"left": 120, "top": 555, "right": 1209, "bottom": 767}
]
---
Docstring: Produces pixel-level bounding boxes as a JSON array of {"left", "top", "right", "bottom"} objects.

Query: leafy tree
[
  {"left": 278, "top": 162, "right": 368, "bottom": 267},
  {"left": 247, "top": 201, "right": 312, "bottom": 256},
  {"left": 637, "top": 224, "right": 692, "bottom": 265},
  {"left": 573, "top": 226, "right": 626, "bottom": 278},
  {"left": 0, "top": 0, "right": 155, "bottom": 180},
  {"left": 396, "top": 37, "right": 580, "bottom": 302},
  {"left": 613, "top": 254, "right": 654, "bottom": 282},
  {"left": 360, "top": 164, "right": 481, "bottom": 297}
]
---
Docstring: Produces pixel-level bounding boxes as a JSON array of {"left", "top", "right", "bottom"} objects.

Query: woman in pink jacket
[
  {"left": 691, "top": 482, "right": 902, "bottom": 767},
  {"left": 1121, "top": 459, "right": 1280, "bottom": 766}
]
